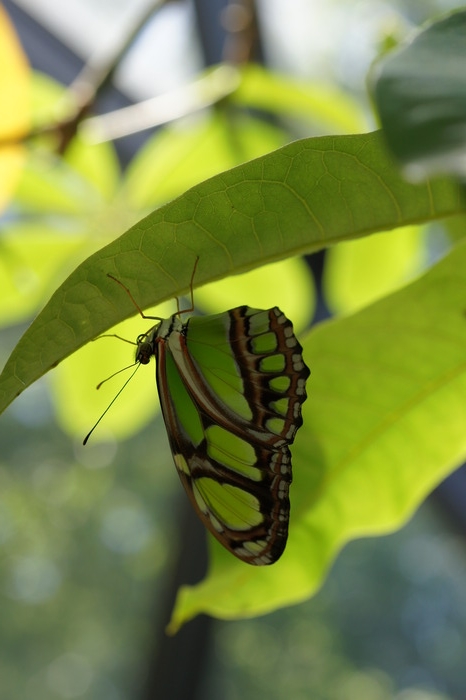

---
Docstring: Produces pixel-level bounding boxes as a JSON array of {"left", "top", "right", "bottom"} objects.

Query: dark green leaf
[{"left": 371, "top": 9, "right": 466, "bottom": 179}]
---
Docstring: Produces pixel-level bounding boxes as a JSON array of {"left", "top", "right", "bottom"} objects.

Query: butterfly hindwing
[{"left": 151, "top": 306, "right": 309, "bottom": 565}]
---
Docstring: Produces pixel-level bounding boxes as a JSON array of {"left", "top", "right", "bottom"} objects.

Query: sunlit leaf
[
  {"left": 64, "top": 134, "right": 120, "bottom": 201},
  {"left": 16, "top": 81, "right": 121, "bottom": 213},
  {"left": 194, "top": 257, "right": 315, "bottom": 333},
  {"left": 233, "top": 63, "right": 365, "bottom": 133},
  {"left": 323, "top": 225, "right": 424, "bottom": 314},
  {"left": 0, "top": 226, "right": 87, "bottom": 325}
]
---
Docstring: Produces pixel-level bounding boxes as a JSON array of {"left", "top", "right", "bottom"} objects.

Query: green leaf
[
  {"left": 168, "top": 240, "right": 466, "bottom": 631},
  {"left": 194, "top": 257, "right": 315, "bottom": 333},
  {"left": 444, "top": 212, "right": 466, "bottom": 245},
  {"left": 322, "top": 225, "right": 424, "bottom": 314},
  {"left": 233, "top": 64, "right": 365, "bottom": 133},
  {"left": 30, "top": 71, "right": 75, "bottom": 130},
  {"left": 16, "top": 149, "right": 105, "bottom": 214},
  {"left": 15, "top": 72, "right": 121, "bottom": 212},
  {"left": 0, "top": 225, "right": 87, "bottom": 325},
  {"left": 0, "top": 131, "right": 462, "bottom": 414},
  {"left": 63, "top": 133, "right": 120, "bottom": 202},
  {"left": 371, "top": 9, "right": 466, "bottom": 179},
  {"left": 15, "top": 142, "right": 121, "bottom": 215},
  {"left": 123, "top": 112, "right": 286, "bottom": 210}
]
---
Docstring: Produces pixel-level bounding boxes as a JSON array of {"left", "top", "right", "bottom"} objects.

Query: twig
[
  {"left": 80, "top": 64, "right": 241, "bottom": 143},
  {"left": 0, "top": 0, "right": 169, "bottom": 153}
]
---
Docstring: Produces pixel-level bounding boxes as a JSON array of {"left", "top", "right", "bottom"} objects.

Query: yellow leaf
[{"left": 0, "top": 4, "right": 30, "bottom": 211}]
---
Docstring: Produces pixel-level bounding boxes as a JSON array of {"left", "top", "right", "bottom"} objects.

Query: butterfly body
[{"left": 137, "top": 305, "right": 309, "bottom": 565}]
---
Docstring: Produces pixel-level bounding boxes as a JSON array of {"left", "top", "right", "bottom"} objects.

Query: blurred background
[{"left": 1, "top": 0, "right": 466, "bottom": 698}]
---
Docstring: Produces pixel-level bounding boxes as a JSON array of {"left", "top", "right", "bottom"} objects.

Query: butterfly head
[{"left": 135, "top": 327, "right": 159, "bottom": 365}]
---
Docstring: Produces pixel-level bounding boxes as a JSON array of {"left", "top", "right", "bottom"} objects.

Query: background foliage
[{"left": 1, "top": 2, "right": 466, "bottom": 699}]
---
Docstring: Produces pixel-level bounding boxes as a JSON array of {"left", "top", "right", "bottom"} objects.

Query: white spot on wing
[
  {"left": 278, "top": 479, "right": 289, "bottom": 499},
  {"left": 209, "top": 514, "right": 224, "bottom": 533},
  {"left": 292, "top": 354, "right": 304, "bottom": 371},
  {"left": 296, "top": 378, "right": 306, "bottom": 395},
  {"left": 174, "top": 454, "right": 190, "bottom": 475},
  {"left": 192, "top": 481, "right": 209, "bottom": 515}
]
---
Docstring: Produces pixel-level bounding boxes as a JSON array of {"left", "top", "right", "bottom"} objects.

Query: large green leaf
[
  {"left": 371, "top": 9, "right": 466, "bottom": 179},
  {"left": 168, "top": 240, "right": 466, "bottom": 630},
  {"left": 0, "top": 131, "right": 462, "bottom": 414}
]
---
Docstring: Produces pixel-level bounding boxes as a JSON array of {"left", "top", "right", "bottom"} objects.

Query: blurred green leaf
[
  {"left": 0, "top": 130, "right": 463, "bottom": 415},
  {"left": 371, "top": 9, "right": 466, "bottom": 179},
  {"left": 123, "top": 112, "right": 286, "bottom": 209},
  {"left": 323, "top": 225, "right": 424, "bottom": 314},
  {"left": 29, "top": 71, "right": 75, "bottom": 130},
  {"left": 233, "top": 63, "right": 365, "bottom": 133},
  {"left": 14, "top": 72, "right": 121, "bottom": 213},
  {"left": 169, "top": 240, "right": 466, "bottom": 630},
  {"left": 63, "top": 134, "right": 121, "bottom": 201},
  {"left": 444, "top": 212, "right": 466, "bottom": 244},
  {"left": 0, "top": 72, "right": 134, "bottom": 339},
  {"left": 0, "top": 225, "right": 87, "bottom": 325},
  {"left": 194, "top": 257, "right": 315, "bottom": 334},
  {"left": 15, "top": 150, "right": 100, "bottom": 214}
]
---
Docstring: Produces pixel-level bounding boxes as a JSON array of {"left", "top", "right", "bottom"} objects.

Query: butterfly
[{"left": 87, "top": 271, "right": 310, "bottom": 565}]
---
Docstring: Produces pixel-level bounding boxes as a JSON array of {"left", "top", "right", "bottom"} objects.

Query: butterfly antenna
[
  {"left": 83, "top": 363, "right": 140, "bottom": 445},
  {"left": 107, "top": 274, "right": 163, "bottom": 322},
  {"left": 94, "top": 333, "right": 136, "bottom": 346},
  {"left": 107, "top": 274, "right": 146, "bottom": 317},
  {"left": 96, "top": 361, "right": 137, "bottom": 390}
]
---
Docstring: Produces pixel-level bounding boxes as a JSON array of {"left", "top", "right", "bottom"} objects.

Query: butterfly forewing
[{"left": 150, "top": 305, "right": 309, "bottom": 565}]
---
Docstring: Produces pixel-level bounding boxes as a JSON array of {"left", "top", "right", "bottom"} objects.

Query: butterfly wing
[{"left": 155, "top": 306, "right": 309, "bottom": 565}]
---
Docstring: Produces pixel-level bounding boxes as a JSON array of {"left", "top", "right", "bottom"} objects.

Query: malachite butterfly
[{"left": 88, "top": 270, "right": 310, "bottom": 565}]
